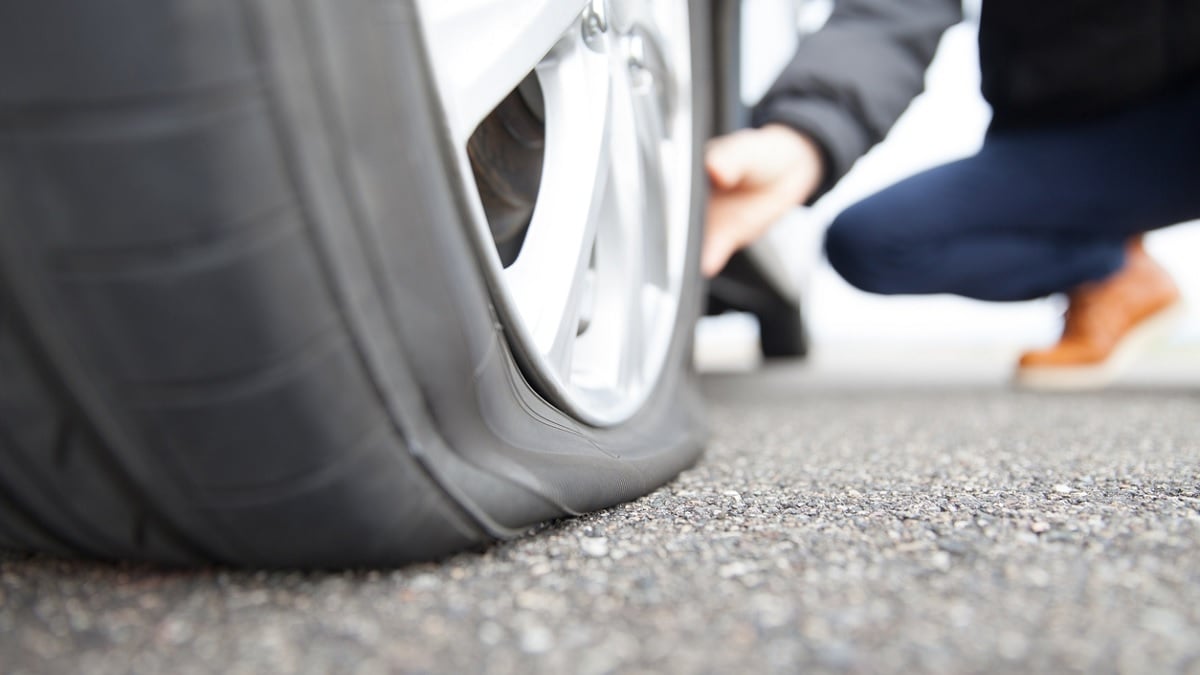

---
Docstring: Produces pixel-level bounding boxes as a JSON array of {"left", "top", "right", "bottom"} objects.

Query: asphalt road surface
[{"left": 3, "top": 348, "right": 1199, "bottom": 674}]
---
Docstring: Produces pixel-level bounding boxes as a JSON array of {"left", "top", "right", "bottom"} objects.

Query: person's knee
[{"left": 824, "top": 205, "right": 901, "bottom": 295}]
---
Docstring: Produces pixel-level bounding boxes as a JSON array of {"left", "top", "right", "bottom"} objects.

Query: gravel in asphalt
[{"left": 2, "top": 358, "right": 1199, "bottom": 674}]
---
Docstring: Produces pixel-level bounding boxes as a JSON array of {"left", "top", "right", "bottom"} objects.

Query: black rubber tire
[{"left": 0, "top": 0, "right": 709, "bottom": 568}]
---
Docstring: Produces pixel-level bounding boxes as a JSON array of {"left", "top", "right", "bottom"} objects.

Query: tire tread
[{"left": 0, "top": 1, "right": 485, "bottom": 566}]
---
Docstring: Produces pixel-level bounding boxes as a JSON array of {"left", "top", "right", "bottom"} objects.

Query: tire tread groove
[{"left": 50, "top": 201, "right": 298, "bottom": 282}]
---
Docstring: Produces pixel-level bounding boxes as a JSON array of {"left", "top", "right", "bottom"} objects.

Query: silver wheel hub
[{"left": 414, "top": 0, "right": 694, "bottom": 426}]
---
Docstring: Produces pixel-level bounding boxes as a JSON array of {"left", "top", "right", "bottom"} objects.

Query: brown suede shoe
[{"left": 1016, "top": 237, "right": 1183, "bottom": 390}]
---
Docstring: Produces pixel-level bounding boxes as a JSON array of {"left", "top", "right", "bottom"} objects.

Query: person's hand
[{"left": 702, "top": 124, "right": 825, "bottom": 278}]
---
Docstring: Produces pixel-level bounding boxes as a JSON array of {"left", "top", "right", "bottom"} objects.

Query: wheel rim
[{"left": 414, "top": 0, "right": 694, "bottom": 426}]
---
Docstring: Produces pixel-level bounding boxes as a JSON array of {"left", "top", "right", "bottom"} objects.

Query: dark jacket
[{"left": 753, "top": 0, "right": 1200, "bottom": 201}]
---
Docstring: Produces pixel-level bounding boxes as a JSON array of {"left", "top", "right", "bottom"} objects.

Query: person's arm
[
  {"left": 702, "top": 0, "right": 961, "bottom": 277},
  {"left": 754, "top": 0, "right": 963, "bottom": 202}
]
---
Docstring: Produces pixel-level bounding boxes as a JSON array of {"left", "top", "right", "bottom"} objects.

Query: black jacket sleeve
[{"left": 752, "top": 0, "right": 963, "bottom": 202}]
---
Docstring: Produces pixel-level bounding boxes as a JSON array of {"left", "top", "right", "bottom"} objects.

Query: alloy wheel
[{"left": 414, "top": 0, "right": 695, "bottom": 426}]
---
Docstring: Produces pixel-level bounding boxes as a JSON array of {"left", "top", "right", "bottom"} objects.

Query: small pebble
[{"left": 581, "top": 537, "right": 610, "bottom": 558}]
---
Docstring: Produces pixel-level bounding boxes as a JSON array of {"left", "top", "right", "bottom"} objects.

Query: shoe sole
[{"left": 1014, "top": 300, "right": 1187, "bottom": 392}]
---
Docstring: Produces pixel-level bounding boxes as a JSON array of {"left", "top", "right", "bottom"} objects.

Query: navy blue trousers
[{"left": 825, "top": 80, "right": 1200, "bottom": 302}]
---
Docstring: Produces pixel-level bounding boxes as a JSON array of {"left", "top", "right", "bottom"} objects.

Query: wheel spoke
[
  {"left": 571, "top": 166, "right": 633, "bottom": 392},
  {"left": 503, "top": 34, "right": 611, "bottom": 372},
  {"left": 608, "top": 55, "right": 653, "bottom": 389},
  {"left": 413, "top": 0, "right": 590, "bottom": 144},
  {"left": 572, "top": 34, "right": 656, "bottom": 392},
  {"left": 628, "top": 32, "right": 673, "bottom": 290}
]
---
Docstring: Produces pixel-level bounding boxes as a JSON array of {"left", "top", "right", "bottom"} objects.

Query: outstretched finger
[
  {"left": 701, "top": 225, "right": 739, "bottom": 278},
  {"left": 704, "top": 133, "right": 754, "bottom": 190}
]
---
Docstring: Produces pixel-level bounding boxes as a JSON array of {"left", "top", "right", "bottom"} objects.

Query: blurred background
[{"left": 698, "top": 0, "right": 1200, "bottom": 374}]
